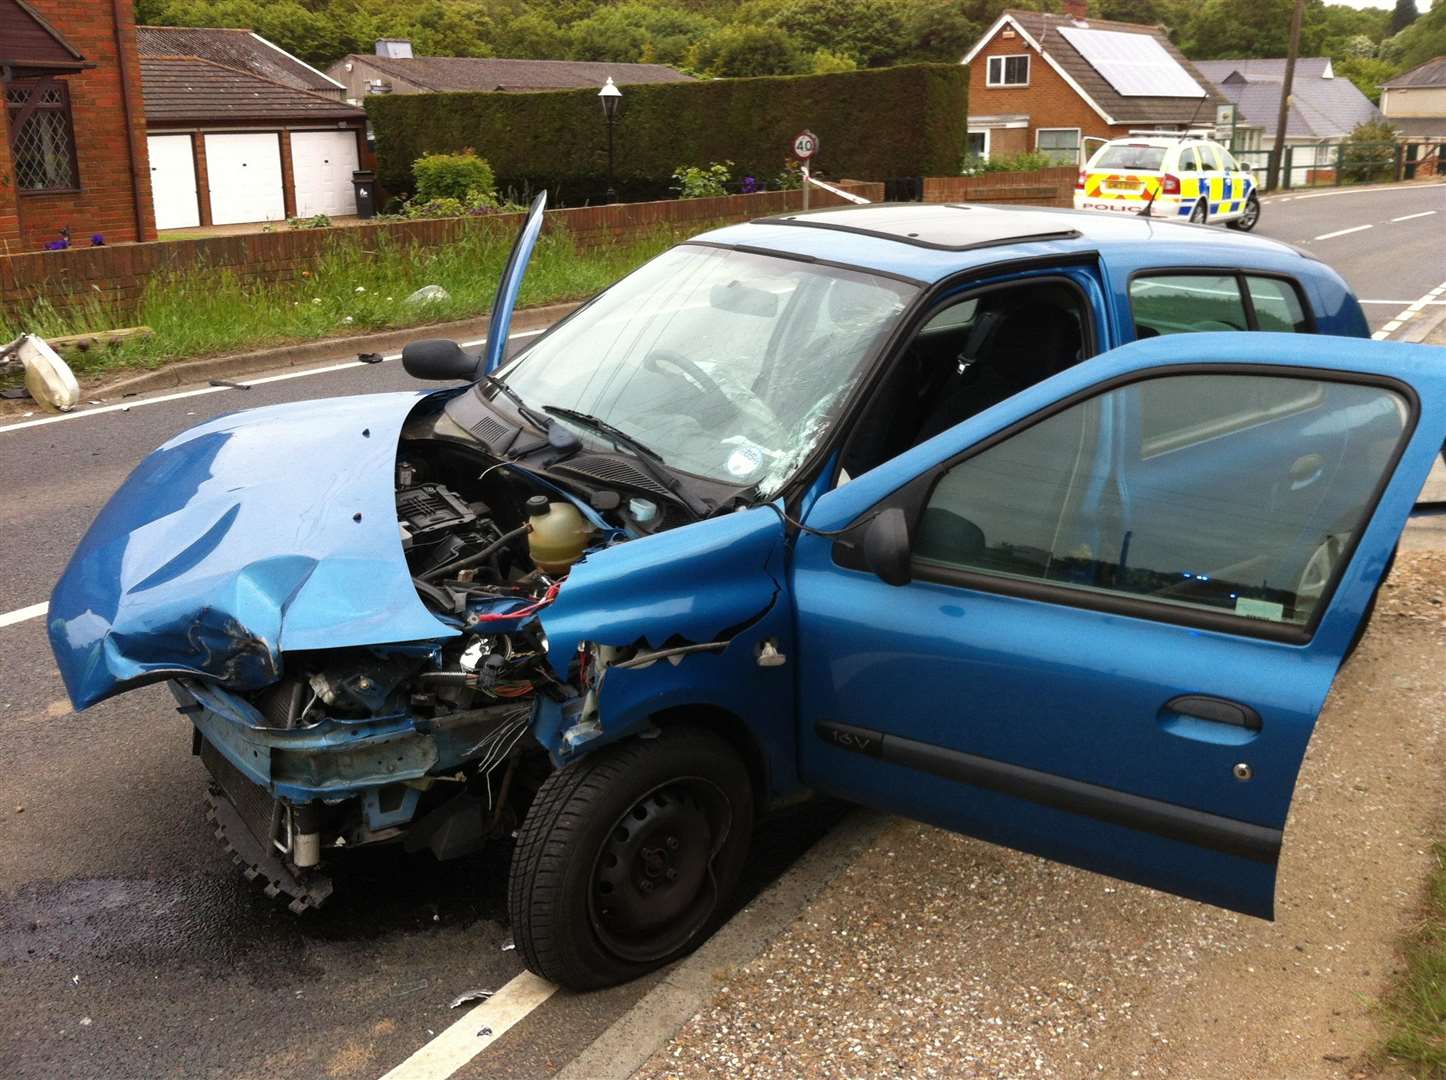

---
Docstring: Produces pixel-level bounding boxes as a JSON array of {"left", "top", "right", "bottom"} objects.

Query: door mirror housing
[
  {"left": 863, "top": 506, "right": 912, "bottom": 587},
  {"left": 402, "top": 339, "right": 477, "bottom": 381}
]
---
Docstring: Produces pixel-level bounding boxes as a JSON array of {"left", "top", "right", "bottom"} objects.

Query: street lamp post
[{"left": 598, "top": 77, "right": 622, "bottom": 204}]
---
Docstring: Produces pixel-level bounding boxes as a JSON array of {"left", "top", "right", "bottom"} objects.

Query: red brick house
[
  {"left": 0, "top": 0, "right": 154, "bottom": 251},
  {"left": 961, "top": 3, "right": 1225, "bottom": 167}
]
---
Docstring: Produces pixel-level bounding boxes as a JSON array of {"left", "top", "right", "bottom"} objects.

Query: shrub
[
  {"left": 369, "top": 64, "right": 969, "bottom": 201},
  {"left": 1339, "top": 119, "right": 1399, "bottom": 183},
  {"left": 672, "top": 161, "right": 732, "bottom": 198},
  {"left": 287, "top": 214, "right": 332, "bottom": 230},
  {"left": 412, "top": 151, "right": 498, "bottom": 203},
  {"left": 962, "top": 151, "right": 1060, "bottom": 175}
]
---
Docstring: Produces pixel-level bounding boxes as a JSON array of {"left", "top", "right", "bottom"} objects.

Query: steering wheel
[{"left": 642, "top": 349, "right": 736, "bottom": 416}]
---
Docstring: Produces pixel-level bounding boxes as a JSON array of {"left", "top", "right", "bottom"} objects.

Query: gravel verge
[{"left": 635, "top": 552, "right": 1446, "bottom": 1079}]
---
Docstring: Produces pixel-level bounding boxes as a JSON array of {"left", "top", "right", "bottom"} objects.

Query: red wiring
[{"left": 468, "top": 578, "right": 564, "bottom": 623}]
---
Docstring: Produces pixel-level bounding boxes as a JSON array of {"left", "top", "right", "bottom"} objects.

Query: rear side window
[
  {"left": 1247, "top": 276, "right": 1309, "bottom": 333},
  {"left": 1132, "top": 273, "right": 1311, "bottom": 338},
  {"left": 1094, "top": 144, "right": 1166, "bottom": 170}
]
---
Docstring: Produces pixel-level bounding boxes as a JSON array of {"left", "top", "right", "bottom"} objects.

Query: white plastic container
[{"left": 18, "top": 334, "right": 80, "bottom": 412}]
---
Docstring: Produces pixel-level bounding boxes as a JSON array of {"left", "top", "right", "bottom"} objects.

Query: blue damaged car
[{"left": 50, "top": 197, "right": 1446, "bottom": 990}]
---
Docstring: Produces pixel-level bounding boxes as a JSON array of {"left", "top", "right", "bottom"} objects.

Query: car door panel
[{"left": 792, "top": 332, "right": 1445, "bottom": 918}]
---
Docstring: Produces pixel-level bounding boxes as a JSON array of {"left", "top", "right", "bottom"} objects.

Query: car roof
[{"left": 695, "top": 203, "right": 1306, "bottom": 286}]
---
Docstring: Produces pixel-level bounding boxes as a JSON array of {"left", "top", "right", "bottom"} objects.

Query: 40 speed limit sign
[{"left": 792, "top": 130, "right": 819, "bottom": 160}]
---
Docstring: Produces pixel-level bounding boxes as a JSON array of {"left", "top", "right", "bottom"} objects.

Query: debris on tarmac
[
  {"left": 207, "top": 379, "right": 250, "bottom": 391},
  {"left": 501, "top": 941, "right": 516, "bottom": 952},
  {"left": 449, "top": 989, "right": 494, "bottom": 1009},
  {"left": 358, "top": 352, "right": 384, "bottom": 364}
]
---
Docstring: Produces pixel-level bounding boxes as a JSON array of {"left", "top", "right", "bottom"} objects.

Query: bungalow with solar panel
[{"left": 960, "top": 2, "right": 1226, "bottom": 168}]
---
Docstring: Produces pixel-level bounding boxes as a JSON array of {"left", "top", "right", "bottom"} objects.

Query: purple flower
[
  {"left": 741, "top": 176, "right": 758, "bottom": 194},
  {"left": 45, "top": 238, "right": 69, "bottom": 250},
  {"left": 91, "top": 233, "right": 106, "bottom": 247}
]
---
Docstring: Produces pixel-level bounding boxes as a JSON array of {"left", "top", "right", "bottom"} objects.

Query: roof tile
[{"left": 140, "top": 56, "right": 365, "bottom": 123}]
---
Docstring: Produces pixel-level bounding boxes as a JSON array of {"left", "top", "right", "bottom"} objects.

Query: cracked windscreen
[{"left": 500, "top": 244, "right": 916, "bottom": 497}]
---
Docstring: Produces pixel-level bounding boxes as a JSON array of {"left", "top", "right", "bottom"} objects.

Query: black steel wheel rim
[{"left": 588, "top": 776, "right": 732, "bottom": 964}]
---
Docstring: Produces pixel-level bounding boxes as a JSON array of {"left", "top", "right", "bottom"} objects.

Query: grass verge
[
  {"left": 1375, "top": 840, "right": 1446, "bottom": 1077},
  {"left": 0, "top": 221, "right": 703, "bottom": 384}
]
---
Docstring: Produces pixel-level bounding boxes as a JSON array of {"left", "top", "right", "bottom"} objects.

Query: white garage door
[
  {"left": 291, "top": 131, "right": 359, "bottom": 218},
  {"left": 204, "top": 132, "right": 284, "bottom": 225},
  {"left": 147, "top": 135, "right": 200, "bottom": 231}
]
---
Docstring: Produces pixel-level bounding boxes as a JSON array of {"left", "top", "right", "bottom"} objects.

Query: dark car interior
[{"left": 841, "top": 280, "right": 1091, "bottom": 478}]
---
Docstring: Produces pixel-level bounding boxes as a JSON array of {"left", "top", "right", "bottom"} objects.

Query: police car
[{"left": 1075, "top": 133, "right": 1260, "bottom": 230}]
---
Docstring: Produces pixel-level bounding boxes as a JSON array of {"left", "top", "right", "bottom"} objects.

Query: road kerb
[
  {"left": 554, "top": 808, "right": 891, "bottom": 1080},
  {"left": 84, "top": 301, "right": 582, "bottom": 401}
]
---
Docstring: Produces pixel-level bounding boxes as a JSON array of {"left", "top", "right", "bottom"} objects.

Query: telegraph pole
[{"left": 1267, "top": 0, "right": 1306, "bottom": 191}]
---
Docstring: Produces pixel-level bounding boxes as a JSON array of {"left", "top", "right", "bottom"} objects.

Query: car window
[
  {"left": 1131, "top": 274, "right": 1311, "bottom": 339},
  {"left": 1247, "top": 276, "right": 1309, "bottom": 333},
  {"left": 1094, "top": 144, "right": 1167, "bottom": 170},
  {"left": 1198, "top": 143, "right": 1224, "bottom": 171},
  {"left": 1131, "top": 275, "right": 1248, "bottom": 335},
  {"left": 1179, "top": 147, "right": 1200, "bottom": 172},
  {"left": 913, "top": 373, "right": 1409, "bottom": 630}
]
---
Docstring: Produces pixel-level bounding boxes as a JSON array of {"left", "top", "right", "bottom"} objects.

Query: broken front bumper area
[{"left": 174, "top": 678, "right": 531, "bottom": 912}]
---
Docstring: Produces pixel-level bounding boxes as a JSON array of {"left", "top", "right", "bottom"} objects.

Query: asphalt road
[
  {"left": 1, "top": 181, "right": 1442, "bottom": 1080},
  {"left": 1254, "top": 181, "right": 1446, "bottom": 331}
]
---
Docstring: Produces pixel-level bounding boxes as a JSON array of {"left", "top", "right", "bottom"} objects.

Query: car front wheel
[
  {"left": 508, "top": 724, "right": 754, "bottom": 990},
  {"left": 1228, "top": 193, "right": 1260, "bottom": 231}
]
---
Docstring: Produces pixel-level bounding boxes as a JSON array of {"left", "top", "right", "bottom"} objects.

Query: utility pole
[{"left": 1267, "top": 0, "right": 1306, "bottom": 191}]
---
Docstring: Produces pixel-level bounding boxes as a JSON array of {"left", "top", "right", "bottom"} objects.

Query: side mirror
[
  {"left": 862, "top": 506, "right": 912, "bottom": 587},
  {"left": 402, "top": 339, "right": 477, "bottom": 381}
]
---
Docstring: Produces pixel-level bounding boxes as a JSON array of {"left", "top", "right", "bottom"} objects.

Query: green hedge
[{"left": 368, "top": 63, "right": 967, "bottom": 203}]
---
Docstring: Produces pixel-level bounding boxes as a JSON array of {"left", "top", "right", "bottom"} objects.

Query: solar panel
[{"left": 1058, "top": 26, "right": 1205, "bottom": 98}]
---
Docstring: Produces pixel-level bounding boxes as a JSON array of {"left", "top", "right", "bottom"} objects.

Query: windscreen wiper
[
  {"left": 542, "top": 405, "right": 709, "bottom": 519},
  {"left": 481, "top": 374, "right": 553, "bottom": 433}
]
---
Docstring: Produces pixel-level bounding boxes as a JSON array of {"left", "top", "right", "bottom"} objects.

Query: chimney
[
  {"left": 1063, "top": 0, "right": 1088, "bottom": 19},
  {"left": 375, "top": 39, "right": 413, "bottom": 59}
]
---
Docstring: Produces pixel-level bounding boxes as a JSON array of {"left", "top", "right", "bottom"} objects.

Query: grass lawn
[
  {"left": 1, "top": 222, "right": 697, "bottom": 384},
  {"left": 1376, "top": 840, "right": 1446, "bottom": 1077}
]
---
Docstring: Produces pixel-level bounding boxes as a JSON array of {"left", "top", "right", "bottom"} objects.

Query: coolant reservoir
[{"left": 526, "top": 495, "right": 592, "bottom": 574}]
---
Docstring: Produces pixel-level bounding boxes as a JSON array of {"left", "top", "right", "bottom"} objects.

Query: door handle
[
  {"left": 1159, "top": 695, "right": 1262, "bottom": 745},
  {"left": 1289, "top": 452, "right": 1325, "bottom": 490}
]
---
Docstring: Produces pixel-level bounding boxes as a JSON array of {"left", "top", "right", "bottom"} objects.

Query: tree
[
  {"left": 1388, "top": 0, "right": 1418, "bottom": 37},
  {"left": 690, "top": 25, "right": 808, "bottom": 77},
  {"left": 1333, "top": 56, "right": 1402, "bottom": 104},
  {"left": 1383, "top": 0, "right": 1446, "bottom": 70},
  {"left": 1183, "top": 0, "right": 1327, "bottom": 60},
  {"left": 898, "top": 0, "right": 983, "bottom": 63},
  {"left": 769, "top": 0, "right": 908, "bottom": 67},
  {"left": 810, "top": 47, "right": 857, "bottom": 72}
]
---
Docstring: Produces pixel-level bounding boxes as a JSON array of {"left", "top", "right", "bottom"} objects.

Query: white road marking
[
  {"left": 0, "top": 601, "right": 48, "bottom": 629},
  {"left": 1293, "top": 182, "right": 1446, "bottom": 201},
  {"left": 1313, "top": 224, "right": 1373, "bottom": 241},
  {"left": 1391, "top": 210, "right": 1438, "bottom": 222},
  {"left": 1371, "top": 279, "right": 1446, "bottom": 340},
  {"left": 377, "top": 970, "right": 557, "bottom": 1080},
  {"left": 0, "top": 329, "right": 546, "bottom": 437}
]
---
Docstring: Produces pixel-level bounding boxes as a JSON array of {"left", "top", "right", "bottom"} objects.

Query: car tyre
[
  {"left": 1227, "top": 193, "right": 1261, "bottom": 231},
  {"left": 507, "top": 724, "right": 753, "bottom": 990},
  {"left": 1188, "top": 198, "right": 1209, "bottom": 225}
]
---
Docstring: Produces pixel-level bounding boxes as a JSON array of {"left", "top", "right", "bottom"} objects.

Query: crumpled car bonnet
[{"left": 49, "top": 392, "right": 455, "bottom": 710}]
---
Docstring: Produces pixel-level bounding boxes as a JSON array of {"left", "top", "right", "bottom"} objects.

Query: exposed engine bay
[{"left": 191, "top": 394, "right": 709, "bottom": 912}]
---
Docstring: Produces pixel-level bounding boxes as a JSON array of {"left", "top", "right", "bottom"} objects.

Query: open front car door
[{"left": 792, "top": 332, "right": 1445, "bottom": 918}]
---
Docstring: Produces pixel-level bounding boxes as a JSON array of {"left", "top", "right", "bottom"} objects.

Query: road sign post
[{"left": 792, "top": 129, "right": 818, "bottom": 211}]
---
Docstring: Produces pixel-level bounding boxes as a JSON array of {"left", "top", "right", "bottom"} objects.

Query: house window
[
  {"left": 5, "top": 81, "right": 79, "bottom": 192},
  {"left": 1036, "top": 127, "right": 1081, "bottom": 165},
  {"left": 966, "top": 130, "right": 989, "bottom": 160},
  {"left": 987, "top": 55, "right": 1030, "bottom": 87}
]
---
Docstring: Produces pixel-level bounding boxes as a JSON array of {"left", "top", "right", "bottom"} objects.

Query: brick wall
[
  {"left": 969, "top": 26, "right": 1126, "bottom": 159},
  {"left": 923, "top": 167, "right": 1077, "bottom": 207},
  {"left": 0, "top": 181, "right": 883, "bottom": 317},
  {"left": 1, "top": 0, "right": 155, "bottom": 253}
]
